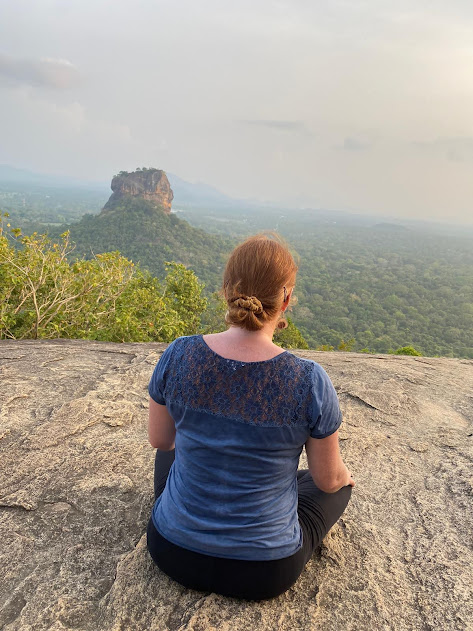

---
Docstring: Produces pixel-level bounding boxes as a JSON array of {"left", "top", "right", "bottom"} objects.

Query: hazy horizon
[
  {"left": 1, "top": 162, "right": 472, "bottom": 233},
  {"left": 1, "top": 1, "right": 473, "bottom": 225}
]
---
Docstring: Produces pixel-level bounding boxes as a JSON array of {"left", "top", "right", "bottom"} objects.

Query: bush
[{"left": 393, "top": 346, "right": 422, "bottom": 356}]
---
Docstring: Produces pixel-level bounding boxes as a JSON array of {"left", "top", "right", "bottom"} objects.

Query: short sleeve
[
  {"left": 308, "top": 363, "right": 342, "bottom": 438},
  {"left": 148, "top": 340, "right": 177, "bottom": 405}
]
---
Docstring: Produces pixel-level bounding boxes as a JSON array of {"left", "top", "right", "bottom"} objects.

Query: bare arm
[
  {"left": 148, "top": 398, "right": 176, "bottom": 450},
  {"left": 305, "top": 430, "right": 355, "bottom": 493}
]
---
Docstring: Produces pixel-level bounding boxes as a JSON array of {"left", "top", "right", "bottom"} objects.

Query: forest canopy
[
  {"left": 2, "top": 194, "right": 473, "bottom": 357},
  {"left": 180, "top": 207, "right": 473, "bottom": 358}
]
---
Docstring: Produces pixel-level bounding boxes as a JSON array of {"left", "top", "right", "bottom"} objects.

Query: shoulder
[
  {"left": 290, "top": 358, "right": 341, "bottom": 438},
  {"left": 149, "top": 336, "right": 201, "bottom": 403},
  {"left": 152, "top": 336, "right": 197, "bottom": 373},
  {"left": 160, "top": 334, "right": 200, "bottom": 357},
  {"left": 167, "top": 334, "right": 199, "bottom": 347},
  {"left": 282, "top": 352, "right": 328, "bottom": 380},
  {"left": 283, "top": 353, "right": 338, "bottom": 398},
  {"left": 155, "top": 335, "right": 206, "bottom": 373}
]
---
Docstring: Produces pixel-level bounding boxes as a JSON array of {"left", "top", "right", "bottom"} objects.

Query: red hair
[{"left": 223, "top": 234, "right": 298, "bottom": 331}]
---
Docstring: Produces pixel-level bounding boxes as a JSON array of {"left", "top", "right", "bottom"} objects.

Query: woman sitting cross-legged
[{"left": 146, "top": 234, "right": 354, "bottom": 600}]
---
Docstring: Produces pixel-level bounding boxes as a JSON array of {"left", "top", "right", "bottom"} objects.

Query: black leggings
[{"left": 147, "top": 449, "right": 351, "bottom": 600}]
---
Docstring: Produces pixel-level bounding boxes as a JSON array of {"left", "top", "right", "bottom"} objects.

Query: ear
[{"left": 282, "top": 288, "right": 293, "bottom": 312}]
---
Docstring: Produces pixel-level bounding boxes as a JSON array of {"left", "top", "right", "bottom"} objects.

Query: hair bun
[{"left": 231, "top": 295, "right": 263, "bottom": 315}]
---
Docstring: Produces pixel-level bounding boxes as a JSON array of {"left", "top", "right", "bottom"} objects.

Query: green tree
[
  {"left": 393, "top": 346, "right": 422, "bottom": 356},
  {"left": 338, "top": 338, "right": 355, "bottom": 351},
  {"left": 0, "top": 224, "right": 82, "bottom": 339},
  {"left": 162, "top": 262, "right": 208, "bottom": 336},
  {"left": 200, "top": 291, "right": 227, "bottom": 334}
]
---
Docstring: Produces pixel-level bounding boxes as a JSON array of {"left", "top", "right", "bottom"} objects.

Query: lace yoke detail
[{"left": 163, "top": 336, "right": 314, "bottom": 427}]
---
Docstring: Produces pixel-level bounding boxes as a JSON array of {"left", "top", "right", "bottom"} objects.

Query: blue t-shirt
[{"left": 148, "top": 335, "right": 342, "bottom": 561}]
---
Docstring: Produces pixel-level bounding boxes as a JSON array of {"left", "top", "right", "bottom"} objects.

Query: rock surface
[
  {"left": 0, "top": 340, "right": 472, "bottom": 631},
  {"left": 103, "top": 169, "right": 173, "bottom": 213}
]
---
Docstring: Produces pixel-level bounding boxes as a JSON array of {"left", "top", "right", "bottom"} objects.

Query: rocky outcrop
[
  {"left": 103, "top": 169, "right": 173, "bottom": 213},
  {"left": 1, "top": 340, "right": 472, "bottom": 631}
]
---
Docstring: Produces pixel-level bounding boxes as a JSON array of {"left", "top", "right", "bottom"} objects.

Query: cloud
[
  {"left": 414, "top": 137, "right": 473, "bottom": 162},
  {"left": 0, "top": 53, "right": 79, "bottom": 89},
  {"left": 342, "top": 136, "right": 372, "bottom": 151},
  {"left": 241, "top": 119, "right": 310, "bottom": 134}
]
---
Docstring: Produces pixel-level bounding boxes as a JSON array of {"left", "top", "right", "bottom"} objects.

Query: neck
[{"left": 225, "top": 321, "right": 279, "bottom": 345}]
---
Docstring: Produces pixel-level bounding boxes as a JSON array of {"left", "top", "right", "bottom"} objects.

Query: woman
[{"left": 147, "top": 234, "right": 354, "bottom": 600}]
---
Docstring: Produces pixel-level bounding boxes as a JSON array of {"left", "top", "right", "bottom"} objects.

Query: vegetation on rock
[
  {"left": 0, "top": 217, "right": 208, "bottom": 342},
  {"left": 393, "top": 345, "right": 423, "bottom": 356}
]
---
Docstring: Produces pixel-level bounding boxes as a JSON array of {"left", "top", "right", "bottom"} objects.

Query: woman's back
[
  {"left": 147, "top": 234, "right": 353, "bottom": 600},
  {"left": 149, "top": 335, "right": 342, "bottom": 561}
]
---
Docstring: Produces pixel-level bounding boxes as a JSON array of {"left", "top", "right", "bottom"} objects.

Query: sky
[{"left": 1, "top": 0, "right": 473, "bottom": 224}]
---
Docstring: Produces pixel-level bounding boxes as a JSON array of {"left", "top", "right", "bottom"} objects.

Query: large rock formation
[
  {"left": 103, "top": 168, "right": 173, "bottom": 213},
  {"left": 1, "top": 340, "right": 472, "bottom": 631}
]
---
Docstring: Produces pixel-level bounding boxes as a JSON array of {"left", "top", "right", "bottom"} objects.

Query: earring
[{"left": 277, "top": 318, "right": 288, "bottom": 330}]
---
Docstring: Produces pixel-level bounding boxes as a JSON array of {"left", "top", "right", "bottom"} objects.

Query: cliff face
[
  {"left": 103, "top": 168, "right": 173, "bottom": 213},
  {"left": 1, "top": 341, "right": 472, "bottom": 631}
]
